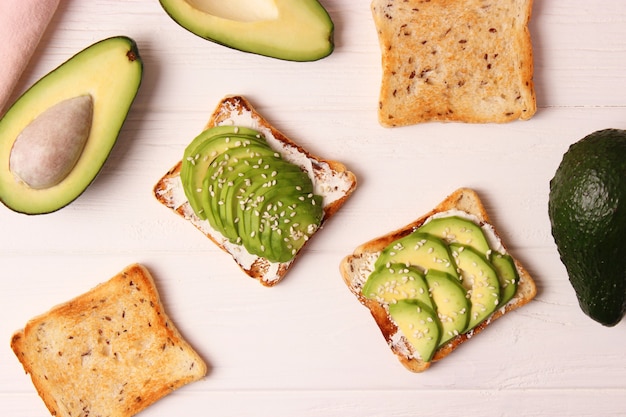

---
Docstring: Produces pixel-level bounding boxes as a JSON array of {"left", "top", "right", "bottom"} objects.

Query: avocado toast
[
  {"left": 154, "top": 95, "right": 357, "bottom": 286},
  {"left": 340, "top": 188, "right": 537, "bottom": 372}
]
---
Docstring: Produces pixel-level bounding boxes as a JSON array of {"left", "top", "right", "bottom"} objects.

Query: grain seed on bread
[
  {"left": 372, "top": 0, "right": 537, "bottom": 126},
  {"left": 11, "top": 263, "right": 207, "bottom": 417},
  {"left": 340, "top": 188, "right": 537, "bottom": 372}
]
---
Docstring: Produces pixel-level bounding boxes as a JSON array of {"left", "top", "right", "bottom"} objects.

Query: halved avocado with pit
[
  {"left": 0, "top": 36, "right": 143, "bottom": 215},
  {"left": 158, "top": 0, "right": 334, "bottom": 61}
]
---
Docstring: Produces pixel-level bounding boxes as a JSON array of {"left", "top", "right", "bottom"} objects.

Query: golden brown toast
[
  {"left": 10, "top": 263, "right": 207, "bottom": 417},
  {"left": 154, "top": 95, "right": 357, "bottom": 286},
  {"left": 340, "top": 188, "right": 537, "bottom": 372},
  {"left": 372, "top": 0, "right": 537, "bottom": 126}
]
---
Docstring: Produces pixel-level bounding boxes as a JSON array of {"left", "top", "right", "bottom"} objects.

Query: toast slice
[
  {"left": 10, "top": 263, "right": 207, "bottom": 417},
  {"left": 372, "top": 0, "right": 537, "bottom": 127},
  {"left": 154, "top": 95, "right": 357, "bottom": 286},
  {"left": 339, "top": 188, "right": 537, "bottom": 372}
]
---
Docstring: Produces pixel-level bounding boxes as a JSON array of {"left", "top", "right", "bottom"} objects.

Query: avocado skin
[{"left": 549, "top": 129, "right": 626, "bottom": 326}]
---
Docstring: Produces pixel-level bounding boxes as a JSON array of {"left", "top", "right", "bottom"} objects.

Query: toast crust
[
  {"left": 154, "top": 95, "right": 357, "bottom": 286},
  {"left": 10, "top": 263, "right": 207, "bottom": 417},
  {"left": 372, "top": 0, "right": 537, "bottom": 126},
  {"left": 340, "top": 188, "right": 537, "bottom": 372}
]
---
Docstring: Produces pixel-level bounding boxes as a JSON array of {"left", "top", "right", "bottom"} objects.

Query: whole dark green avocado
[{"left": 549, "top": 129, "right": 626, "bottom": 326}]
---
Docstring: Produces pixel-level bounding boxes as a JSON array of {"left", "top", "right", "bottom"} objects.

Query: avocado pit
[{"left": 9, "top": 94, "right": 93, "bottom": 189}]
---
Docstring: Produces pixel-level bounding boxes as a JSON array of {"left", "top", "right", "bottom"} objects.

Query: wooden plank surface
[{"left": 1, "top": 1, "right": 625, "bottom": 416}]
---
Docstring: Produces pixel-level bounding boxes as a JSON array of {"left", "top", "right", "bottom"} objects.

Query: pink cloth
[{"left": 0, "top": 0, "right": 60, "bottom": 115}]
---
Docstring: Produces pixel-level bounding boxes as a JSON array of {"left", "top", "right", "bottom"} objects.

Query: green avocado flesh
[
  {"left": 181, "top": 125, "right": 324, "bottom": 263},
  {"left": 374, "top": 232, "right": 459, "bottom": 280},
  {"left": 0, "top": 36, "right": 143, "bottom": 215},
  {"left": 449, "top": 243, "right": 501, "bottom": 329},
  {"left": 362, "top": 215, "right": 518, "bottom": 362},
  {"left": 424, "top": 270, "right": 470, "bottom": 346},
  {"left": 549, "top": 128, "right": 626, "bottom": 327},
  {"left": 180, "top": 125, "right": 268, "bottom": 220},
  {"left": 389, "top": 299, "right": 441, "bottom": 363},
  {"left": 158, "top": 0, "right": 334, "bottom": 61},
  {"left": 362, "top": 263, "right": 433, "bottom": 310},
  {"left": 418, "top": 216, "right": 491, "bottom": 254}
]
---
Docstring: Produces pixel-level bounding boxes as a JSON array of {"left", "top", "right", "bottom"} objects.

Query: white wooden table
[{"left": 2, "top": 1, "right": 626, "bottom": 416}]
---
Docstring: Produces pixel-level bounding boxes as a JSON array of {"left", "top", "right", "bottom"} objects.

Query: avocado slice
[
  {"left": 361, "top": 263, "right": 433, "bottom": 309},
  {"left": 260, "top": 170, "right": 323, "bottom": 262},
  {"left": 549, "top": 128, "right": 626, "bottom": 326},
  {"left": 424, "top": 270, "right": 470, "bottom": 346},
  {"left": 158, "top": 0, "right": 334, "bottom": 61},
  {"left": 204, "top": 150, "right": 267, "bottom": 237},
  {"left": 220, "top": 151, "right": 279, "bottom": 228},
  {"left": 208, "top": 143, "right": 281, "bottom": 239},
  {"left": 227, "top": 157, "right": 304, "bottom": 256},
  {"left": 489, "top": 252, "right": 519, "bottom": 308},
  {"left": 389, "top": 299, "right": 441, "bottom": 362},
  {"left": 418, "top": 215, "right": 491, "bottom": 255},
  {"left": 261, "top": 185, "right": 322, "bottom": 263},
  {"left": 0, "top": 36, "right": 143, "bottom": 215},
  {"left": 233, "top": 162, "right": 289, "bottom": 251},
  {"left": 374, "top": 232, "right": 459, "bottom": 280},
  {"left": 450, "top": 243, "right": 501, "bottom": 329},
  {"left": 180, "top": 125, "right": 267, "bottom": 220}
]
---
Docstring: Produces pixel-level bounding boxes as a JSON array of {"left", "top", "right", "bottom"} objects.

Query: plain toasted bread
[
  {"left": 372, "top": 0, "right": 537, "bottom": 127},
  {"left": 10, "top": 263, "right": 207, "bottom": 417},
  {"left": 339, "top": 188, "right": 537, "bottom": 372},
  {"left": 154, "top": 95, "right": 357, "bottom": 286}
]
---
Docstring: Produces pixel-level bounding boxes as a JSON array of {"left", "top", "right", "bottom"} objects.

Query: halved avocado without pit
[
  {"left": 158, "top": 0, "right": 334, "bottom": 61},
  {"left": 0, "top": 36, "right": 143, "bottom": 215}
]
